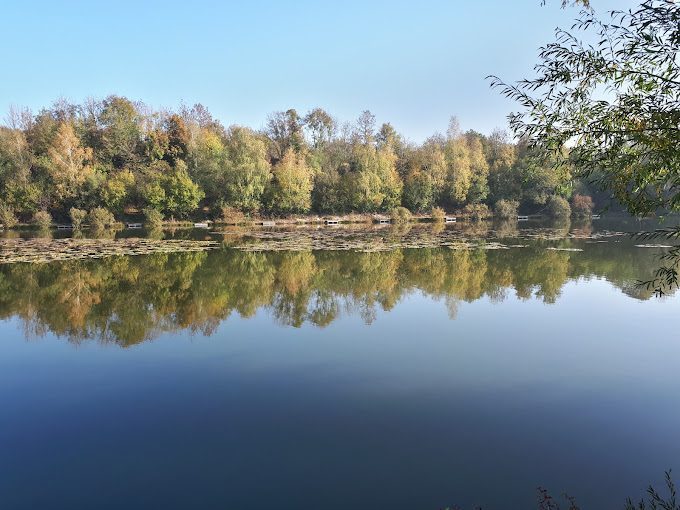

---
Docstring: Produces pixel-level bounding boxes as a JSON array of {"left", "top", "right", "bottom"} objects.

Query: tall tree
[
  {"left": 355, "top": 110, "right": 376, "bottom": 146},
  {"left": 443, "top": 136, "right": 472, "bottom": 205},
  {"left": 464, "top": 132, "right": 490, "bottom": 203},
  {"left": 345, "top": 144, "right": 402, "bottom": 212},
  {"left": 402, "top": 141, "right": 447, "bottom": 211},
  {"left": 46, "top": 122, "right": 93, "bottom": 207},
  {"left": 97, "top": 95, "right": 143, "bottom": 169},
  {"left": 304, "top": 108, "right": 336, "bottom": 149},
  {"left": 266, "top": 109, "right": 305, "bottom": 161},
  {"left": 267, "top": 148, "right": 313, "bottom": 213},
  {"left": 163, "top": 114, "right": 191, "bottom": 165},
  {"left": 221, "top": 126, "right": 272, "bottom": 211}
]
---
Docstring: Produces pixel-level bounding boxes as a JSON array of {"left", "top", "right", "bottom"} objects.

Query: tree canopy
[
  {"left": 491, "top": 0, "right": 679, "bottom": 292},
  {"left": 0, "top": 96, "right": 600, "bottom": 223}
]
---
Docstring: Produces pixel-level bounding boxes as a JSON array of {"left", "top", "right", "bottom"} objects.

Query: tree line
[{"left": 0, "top": 96, "right": 603, "bottom": 226}]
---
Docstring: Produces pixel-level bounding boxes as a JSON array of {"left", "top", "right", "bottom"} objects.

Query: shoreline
[{"left": 0, "top": 211, "right": 647, "bottom": 232}]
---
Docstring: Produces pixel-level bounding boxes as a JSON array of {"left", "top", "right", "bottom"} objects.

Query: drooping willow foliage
[{"left": 490, "top": 0, "right": 680, "bottom": 293}]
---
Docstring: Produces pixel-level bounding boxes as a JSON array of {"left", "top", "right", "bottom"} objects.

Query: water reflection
[{"left": 0, "top": 237, "right": 668, "bottom": 346}]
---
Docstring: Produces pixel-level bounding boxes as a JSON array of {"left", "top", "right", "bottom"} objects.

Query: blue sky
[{"left": 1, "top": 0, "right": 635, "bottom": 141}]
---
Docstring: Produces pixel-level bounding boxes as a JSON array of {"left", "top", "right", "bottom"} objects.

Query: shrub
[
  {"left": 345, "top": 213, "right": 373, "bottom": 224},
  {"left": 465, "top": 203, "right": 491, "bottom": 221},
  {"left": 431, "top": 206, "right": 446, "bottom": 223},
  {"left": 33, "top": 211, "right": 52, "bottom": 229},
  {"left": 143, "top": 208, "right": 164, "bottom": 229},
  {"left": 69, "top": 208, "right": 87, "bottom": 229},
  {"left": 494, "top": 199, "right": 519, "bottom": 220},
  {"left": 0, "top": 204, "right": 18, "bottom": 229},
  {"left": 545, "top": 195, "right": 571, "bottom": 219},
  {"left": 390, "top": 206, "right": 412, "bottom": 224},
  {"left": 88, "top": 207, "right": 116, "bottom": 229},
  {"left": 219, "top": 206, "right": 245, "bottom": 225},
  {"left": 571, "top": 194, "right": 594, "bottom": 217}
]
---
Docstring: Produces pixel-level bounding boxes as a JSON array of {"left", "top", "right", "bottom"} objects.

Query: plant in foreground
[{"left": 441, "top": 471, "right": 678, "bottom": 510}]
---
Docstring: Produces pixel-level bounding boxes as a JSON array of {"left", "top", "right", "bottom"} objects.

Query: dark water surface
[{"left": 0, "top": 220, "right": 678, "bottom": 509}]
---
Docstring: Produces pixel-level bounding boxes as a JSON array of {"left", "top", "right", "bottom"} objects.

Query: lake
[{"left": 0, "top": 219, "right": 678, "bottom": 509}]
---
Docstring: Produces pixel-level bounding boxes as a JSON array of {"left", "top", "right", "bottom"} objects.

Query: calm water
[{"left": 0, "top": 220, "right": 678, "bottom": 509}]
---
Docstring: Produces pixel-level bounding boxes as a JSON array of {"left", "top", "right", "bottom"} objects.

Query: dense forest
[{"left": 0, "top": 96, "right": 606, "bottom": 226}]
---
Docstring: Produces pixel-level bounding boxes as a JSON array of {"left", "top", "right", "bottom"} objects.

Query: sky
[{"left": 1, "top": 0, "right": 637, "bottom": 142}]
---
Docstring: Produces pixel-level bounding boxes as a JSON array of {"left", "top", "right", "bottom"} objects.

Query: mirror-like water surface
[{"left": 0, "top": 221, "right": 678, "bottom": 509}]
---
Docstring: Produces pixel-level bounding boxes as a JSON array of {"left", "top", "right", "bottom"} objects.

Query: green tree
[
  {"left": 163, "top": 114, "right": 191, "bottom": 165},
  {"left": 0, "top": 203, "right": 18, "bottom": 228},
  {"left": 403, "top": 170, "right": 436, "bottom": 212},
  {"left": 443, "top": 136, "right": 472, "bottom": 205},
  {"left": 486, "top": 130, "right": 519, "bottom": 203},
  {"left": 266, "top": 148, "right": 313, "bottom": 213},
  {"left": 221, "top": 126, "right": 271, "bottom": 211},
  {"left": 304, "top": 108, "right": 336, "bottom": 148},
  {"left": 190, "top": 127, "right": 225, "bottom": 202},
  {"left": 99, "top": 169, "right": 134, "bottom": 213},
  {"left": 0, "top": 111, "right": 41, "bottom": 213},
  {"left": 545, "top": 195, "right": 572, "bottom": 219},
  {"left": 163, "top": 161, "right": 204, "bottom": 218},
  {"left": 464, "top": 131, "right": 490, "bottom": 203},
  {"left": 345, "top": 144, "right": 402, "bottom": 212},
  {"left": 491, "top": 1, "right": 679, "bottom": 216},
  {"left": 266, "top": 109, "right": 305, "bottom": 161},
  {"left": 69, "top": 207, "right": 87, "bottom": 229},
  {"left": 402, "top": 141, "right": 448, "bottom": 211},
  {"left": 97, "top": 95, "right": 143, "bottom": 169},
  {"left": 139, "top": 168, "right": 167, "bottom": 211},
  {"left": 355, "top": 110, "right": 376, "bottom": 146}
]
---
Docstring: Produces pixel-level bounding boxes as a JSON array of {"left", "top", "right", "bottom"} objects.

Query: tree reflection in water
[{"left": 0, "top": 237, "right": 670, "bottom": 346}]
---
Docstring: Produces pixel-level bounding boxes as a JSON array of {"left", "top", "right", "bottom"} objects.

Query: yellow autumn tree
[
  {"left": 266, "top": 148, "right": 313, "bottom": 213},
  {"left": 47, "top": 122, "right": 93, "bottom": 206},
  {"left": 443, "top": 136, "right": 472, "bottom": 205}
]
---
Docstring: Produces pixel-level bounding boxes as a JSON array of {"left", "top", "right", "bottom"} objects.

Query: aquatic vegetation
[
  {"left": 0, "top": 233, "right": 668, "bottom": 345},
  {"left": 226, "top": 224, "right": 626, "bottom": 253},
  {"left": 0, "top": 238, "right": 218, "bottom": 265}
]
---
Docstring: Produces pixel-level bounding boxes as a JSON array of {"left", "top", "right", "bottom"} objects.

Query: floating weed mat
[
  {"left": 634, "top": 244, "right": 674, "bottom": 249},
  {"left": 226, "top": 226, "right": 624, "bottom": 253},
  {"left": 448, "top": 241, "right": 528, "bottom": 250},
  {"left": 0, "top": 238, "right": 219, "bottom": 265},
  {"left": 546, "top": 247, "right": 584, "bottom": 252},
  {"left": 230, "top": 228, "right": 480, "bottom": 252}
]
